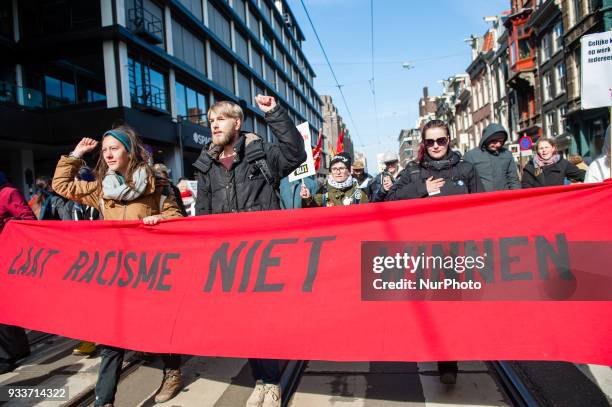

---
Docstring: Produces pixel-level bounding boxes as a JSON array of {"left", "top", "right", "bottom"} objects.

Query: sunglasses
[{"left": 424, "top": 137, "right": 449, "bottom": 148}]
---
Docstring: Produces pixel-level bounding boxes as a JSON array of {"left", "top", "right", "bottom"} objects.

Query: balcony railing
[
  {"left": 131, "top": 83, "right": 167, "bottom": 113},
  {"left": 127, "top": 6, "right": 163, "bottom": 45},
  {"left": 0, "top": 81, "right": 43, "bottom": 109}
]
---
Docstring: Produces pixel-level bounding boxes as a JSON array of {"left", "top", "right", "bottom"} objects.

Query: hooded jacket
[
  {"left": 385, "top": 151, "right": 484, "bottom": 201},
  {"left": 192, "top": 105, "right": 306, "bottom": 215},
  {"left": 463, "top": 123, "right": 521, "bottom": 192},
  {"left": 585, "top": 125, "right": 611, "bottom": 183}
]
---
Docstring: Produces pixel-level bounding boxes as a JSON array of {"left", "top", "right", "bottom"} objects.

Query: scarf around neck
[
  {"left": 533, "top": 153, "right": 560, "bottom": 169},
  {"left": 327, "top": 175, "right": 355, "bottom": 190},
  {"left": 102, "top": 166, "right": 149, "bottom": 201}
]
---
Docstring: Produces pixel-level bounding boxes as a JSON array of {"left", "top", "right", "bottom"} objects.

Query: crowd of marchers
[{"left": 0, "top": 93, "right": 610, "bottom": 407}]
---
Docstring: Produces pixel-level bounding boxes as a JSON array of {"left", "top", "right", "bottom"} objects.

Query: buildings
[
  {"left": 423, "top": 0, "right": 611, "bottom": 162},
  {"left": 561, "top": 0, "right": 611, "bottom": 157},
  {"left": 321, "top": 94, "right": 352, "bottom": 171},
  {"left": 466, "top": 30, "right": 495, "bottom": 148},
  {"left": 437, "top": 74, "right": 472, "bottom": 152},
  {"left": 0, "top": 0, "right": 323, "bottom": 196},
  {"left": 397, "top": 128, "right": 420, "bottom": 168},
  {"left": 530, "top": 0, "right": 568, "bottom": 147}
]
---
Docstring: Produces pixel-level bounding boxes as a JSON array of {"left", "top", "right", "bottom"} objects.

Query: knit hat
[{"left": 329, "top": 152, "right": 352, "bottom": 168}]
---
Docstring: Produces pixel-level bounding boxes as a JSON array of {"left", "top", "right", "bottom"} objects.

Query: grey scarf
[{"left": 102, "top": 166, "right": 148, "bottom": 201}]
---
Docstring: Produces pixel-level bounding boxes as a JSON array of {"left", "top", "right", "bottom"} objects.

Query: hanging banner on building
[
  {"left": 1, "top": 183, "right": 612, "bottom": 365},
  {"left": 288, "top": 122, "right": 316, "bottom": 182},
  {"left": 581, "top": 31, "right": 612, "bottom": 109}
]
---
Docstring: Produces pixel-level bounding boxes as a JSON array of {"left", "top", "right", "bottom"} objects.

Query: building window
[
  {"left": 574, "top": 0, "right": 584, "bottom": 23},
  {"left": 263, "top": 33, "right": 272, "bottom": 54},
  {"left": 572, "top": 48, "right": 580, "bottom": 97},
  {"left": 546, "top": 111, "right": 556, "bottom": 137},
  {"left": 555, "top": 62, "right": 566, "bottom": 95},
  {"left": 233, "top": 0, "right": 246, "bottom": 22},
  {"left": 234, "top": 30, "right": 249, "bottom": 63},
  {"left": 275, "top": 43, "right": 284, "bottom": 69},
  {"left": 254, "top": 80, "right": 265, "bottom": 99},
  {"left": 208, "top": 2, "right": 231, "bottom": 47},
  {"left": 557, "top": 106, "right": 567, "bottom": 134},
  {"left": 0, "top": 1, "right": 13, "bottom": 40},
  {"left": 178, "top": 0, "right": 203, "bottom": 21},
  {"left": 128, "top": 58, "right": 167, "bottom": 111},
  {"left": 272, "top": 16, "right": 281, "bottom": 36},
  {"left": 45, "top": 75, "right": 75, "bottom": 107},
  {"left": 251, "top": 50, "right": 263, "bottom": 77},
  {"left": 553, "top": 22, "right": 563, "bottom": 52},
  {"left": 543, "top": 72, "right": 552, "bottom": 102},
  {"left": 248, "top": 8, "right": 260, "bottom": 40},
  {"left": 175, "top": 81, "right": 207, "bottom": 125},
  {"left": 20, "top": 1, "right": 101, "bottom": 39},
  {"left": 125, "top": 0, "right": 165, "bottom": 49},
  {"left": 259, "top": 0, "right": 271, "bottom": 25},
  {"left": 264, "top": 58, "right": 275, "bottom": 87},
  {"left": 172, "top": 20, "right": 206, "bottom": 74},
  {"left": 277, "top": 76, "right": 286, "bottom": 99},
  {"left": 237, "top": 69, "right": 251, "bottom": 102},
  {"left": 541, "top": 33, "right": 552, "bottom": 62},
  {"left": 210, "top": 48, "right": 235, "bottom": 92}
]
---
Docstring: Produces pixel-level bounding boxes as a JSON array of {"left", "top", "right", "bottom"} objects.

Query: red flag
[
  {"left": 336, "top": 129, "right": 344, "bottom": 154},
  {"left": 312, "top": 129, "right": 323, "bottom": 171}
]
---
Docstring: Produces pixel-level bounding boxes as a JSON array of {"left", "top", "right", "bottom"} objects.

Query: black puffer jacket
[
  {"left": 193, "top": 105, "right": 306, "bottom": 215},
  {"left": 521, "top": 158, "right": 585, "bottom": 188},
  {"left": 385, "top": 151, "right": 484, "bottom": 201}
]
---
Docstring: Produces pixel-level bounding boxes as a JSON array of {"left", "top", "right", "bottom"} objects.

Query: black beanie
[{"left": 329, "top": 152, "right": 352, "bottom": 168}]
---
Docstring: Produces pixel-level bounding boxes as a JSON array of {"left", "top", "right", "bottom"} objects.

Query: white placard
[
  {"left": 288, "top": 122, "right": 317, "bottom": 182},
  {"left": 186, "top": 180, "right": 198, "bottom": 195},
  {"left": 581, "top": 31, "right": 612, "bottom": 109}
]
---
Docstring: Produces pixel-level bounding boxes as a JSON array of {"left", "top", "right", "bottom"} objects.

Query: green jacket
[{"left": 304, "top": 181, "right": 368, "bottom": 207}]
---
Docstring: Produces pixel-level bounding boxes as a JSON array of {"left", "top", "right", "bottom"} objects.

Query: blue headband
[{"left": 103, "top": 130, "right": 131, "bottom": 153}]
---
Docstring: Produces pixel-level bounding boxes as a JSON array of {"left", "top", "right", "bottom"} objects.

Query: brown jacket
[{"left": 52, "top": 155, "right": 182, "bottom": 221}]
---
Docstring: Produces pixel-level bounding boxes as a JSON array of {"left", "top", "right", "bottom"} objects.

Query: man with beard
[
  {"left": 193, "top": 95, "right": 305, "bottom": 407},
  {"left": 463, "top": 123, "right": 520, "bottom": 192},
  {"left": 351, "top": 159, "right": 373, "bottom": 193}
]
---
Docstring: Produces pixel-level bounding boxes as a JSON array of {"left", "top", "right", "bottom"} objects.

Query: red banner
[{"left": 1, "top": 182, "right": 612, "bottom": 365}]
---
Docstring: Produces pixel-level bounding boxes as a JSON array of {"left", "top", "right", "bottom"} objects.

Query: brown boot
[{"left": 154, "top": 369, "right": 183, "bottom": 403}]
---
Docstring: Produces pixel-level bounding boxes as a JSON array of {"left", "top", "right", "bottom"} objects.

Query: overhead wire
[
  {"left": 298, "top": 0, "right": 363, "bottom": 147},
  {"left": 370, "top": 0, "right": 381, "bottom": 144}
]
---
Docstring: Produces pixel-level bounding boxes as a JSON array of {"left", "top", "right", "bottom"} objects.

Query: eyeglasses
[
  {"left": 331, "top": 167, "right": 348, "bottom": 173},
  {"left": 424, "top": 137, "right": 449, "bottom": 148}
]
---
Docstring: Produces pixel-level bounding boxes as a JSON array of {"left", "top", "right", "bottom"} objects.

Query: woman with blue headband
[{"left": 52, "top": 124, "right": 184, "bottom": 406}]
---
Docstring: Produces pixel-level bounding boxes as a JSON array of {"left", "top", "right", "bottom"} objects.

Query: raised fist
[
  {"left": 72, "top": 138, "right": 98, "bottom": 158},
  {"left": 254, "top": 94, "right": 277, "bottom": 113}
]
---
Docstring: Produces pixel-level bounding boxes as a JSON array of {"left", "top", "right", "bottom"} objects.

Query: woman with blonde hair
[{"left": 52, "top": 125, "right": 183, "bottom": 406}]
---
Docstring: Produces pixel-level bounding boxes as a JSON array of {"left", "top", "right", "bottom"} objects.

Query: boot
[{"left": 154, "top": 369, "right": 182, "bottom": 403}]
